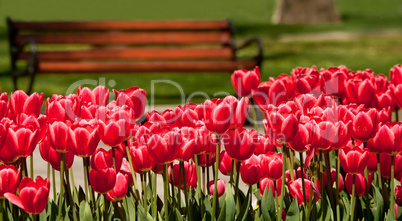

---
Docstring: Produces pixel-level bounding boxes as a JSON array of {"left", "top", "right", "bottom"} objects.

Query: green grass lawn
[{"left": 0, "top": 0, "right": 402, "bottom": 103}]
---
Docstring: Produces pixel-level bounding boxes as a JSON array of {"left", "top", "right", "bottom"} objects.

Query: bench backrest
[{"left": 8, "top": 19, "right": 236, "bottom": 66}]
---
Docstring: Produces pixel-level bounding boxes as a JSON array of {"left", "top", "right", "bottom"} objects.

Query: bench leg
[
  {"left": 27, "top": 72, "right": 36, "bottom": 94},
  {"left": 12, "top": 74, "right": 18, "bottom": 91}
]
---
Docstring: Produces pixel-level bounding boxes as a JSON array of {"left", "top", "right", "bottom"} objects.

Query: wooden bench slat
[
  {"left": 12, "top": 20, "right": 230, "bottom": 31},
  {"left": 37, "top": 61, "right": 257, "bottom": 73},
  {"left": 15, "top": 32, "right": 231, "bottom": 45},
  {"left": 19, "top": 47, "right": 234, "bottom": 61}
]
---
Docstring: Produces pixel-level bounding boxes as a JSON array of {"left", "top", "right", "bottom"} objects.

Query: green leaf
[
  {"left": 237, "top": 190, "right": 251, "bottom": 221},
  {"left": 225, "top": 186, "right": 236, "bottom": 221},
  {"left": 285, "top": 197, "right": 300, "bottom": 221},
  {"left": 204, "top": 196, "right": 213, "bottom": 215},
  {"left": 126, "top": 196, "right": 137, "bottom": 221},
  {"left": 342, "top": 194, "right": 351, "bottom": 221},
  {"left": 217, "top": 199, "right": 227, "bottom": 221},
  {"left": 261, "top": 184, "right": 275, "bottom": 221},
  {"left": 372, "top": 185, "right": 384, "bottom": 221},
  {"left": 79, "top": 201, "right": 93, "bottom": 221},
  {"left": 175, "top": 208, "right": 184, "bottom": 221}
]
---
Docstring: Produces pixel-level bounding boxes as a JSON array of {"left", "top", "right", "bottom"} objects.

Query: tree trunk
[{"left": 272, "top": 0, "right": 341, "bottom": 24}]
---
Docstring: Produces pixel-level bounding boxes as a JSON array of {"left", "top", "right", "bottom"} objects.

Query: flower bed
[{"left": 1, "top": 65, "right": 402, "bottom": 220}]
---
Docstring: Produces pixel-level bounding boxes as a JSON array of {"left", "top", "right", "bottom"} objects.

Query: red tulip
[
  {"left": 178, "top": 108, "right": 199, "bottom": 128},
  {"left": 4, "top": 176, "right": 50, "bottom": 214},
  {"left": 223, "top": 96, "right": 249, "bottom": 130},
  {"left": 114, "top": 86, "right": 147, "bottom": 120},
  {"left": 218, "top": 151, "right": 234, "bottom": 176},
  {"left": 146, "top": 110, "right": 177, "bottom": 126},
  {"left": 17, "top": 113, "right": 47, "bottom": 143},
  {"left": 169, "top": 162, "right": 197, "bottom": 190},
  {"left": 194, "top": 126, "right": 217, "bottom": 155},
  {"left": 372, "top": 123, "right": 402, "bottom": 156},
  {"left": 379, "top": 153, "right": 402, "bottom": 180},
  {"left": 47, "top": 121, "right": 70, "bottom": 153},
  {"left": 396, "top": 185, "right": 402, "bottom": 206},
  {"left": 351, "top": 108, "right": 377, "bottom": 142},
  {"left": 0, "top": 126, "right": 39, "bottom": 163},
  {"left": 0, "top": 92, "right": 8, "bottom": 119},
  {"left": 196, "top": 154, "right": 215, "bottom": 167},
  {"left": 240, "top": 155, "right": 263, "bottom": 185},
  {"left": 292, "top": 66, "right": 321, "bottom": 95},
  {"left": 67, "top": 121, "right": 100, "bottom": 157},
  {"left": 39, "top": 137, "right": 74, "bottom": 171},
  {"left": 177, "top": 127, "right": 196, "bottom": 161},
  {"left": 316, "top": 168, "right": 344, "bottom": 193},
  {"left": 390, "top": 64, "right": 402, "bottom": 85},
  {"left": 222, "top": 128, "right": 258, "bottom": 161},
  {"left": 345, "top": 78, "right": 375, "bottom": 106},
  {"left": 266, "top": 110, "right": 299, "bottom": 144},
  {"left": 288, "top": 178, "right": 320, "bottom": 206},
  {"left": 208, "top": 179, "right": 225, "bottom": 197},
  {"left": 107, "top": 173, "right": 128, "bottom": 202},
  {"left": 340, "top": 149, "right": 369, "bottom": 174},
  {"left": 259, "top": 178, "right": 281, "bottom": 197},
  {"left": 77, "top": 85, "right": 109, "bottom": 107},
  {"left": 378, "top": 107, "right": 392, "bottom": 124},
  {"left": 98, "top": 120, "right": 128, "bottom": 147},
  {"left": 331, "top": 121, "right": 351, "bottom": 150},
  {"left": 289, "top": 124, "right": 310, "bottom": 152},
  {"left": 147, "top": 129, "right": 182, "bottom": 164},
  {"left": 320, "top": 66, "right": 348, "bottom": 98},
  {"left": 391, "top": 84, "right": 402, "bottom": 109},
  {"left": 130, "top": 144, "right": 155, "bottom": 174},
  {"left": 345, "top": 173, "right": 373, "bottom": 197},
  {"left": 203, "top": 98, "right": 234, "bottom": 135},
  {"left": 254, "top": 134, "right": 276, "bottom": 155},
  {"left": 372, "top": 90, "right": 395, "bottom": 110},
  {"left": 0, "top": 165, "right": 20, "bottom": 198},
  {"left": 46, "top": 95, "right": 79, "bottom": 123},
  {"left": 9, "top": 90, "right": 44, "bottom": 119},
  {"left": 89, "top": 167, "right": 116, "bottom": 194},
  {"left": 231, "top": 66, "right": 260, "bottom": 97},
  {"left": 120, "top": 159, "right": 134, "bottom": 187},
  {"left": 261, "top": 153, "right": 283, "bottom": 181},
  {"left": 91, "top": 148, "right": 123, "bottom": 171}
]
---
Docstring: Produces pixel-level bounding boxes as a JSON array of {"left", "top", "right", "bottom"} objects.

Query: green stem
[
  {"left": 396, "top": 107, "right": 399, "bottom": 122},
  {"left": 163, "top": 164, "right": 170, "bottom": 220},
  {"left": 391, "top": 155, "right": 396, "bottom": 220},
  {"left": 170, "top": 162, "right": 175, "bottom": 209},
  {"left": 125, "top": 145, "right": 140, "bottom": 201},
  {"left": 377, "top": 154, "right": 383, "bottom": 191},
  {"left": 52, "top": 168, "right": 57, "bottom": 202},
  {"left": 194, "top": 155, "right": 203, "bottom": 201},
  {"left": 202, "top": 167, "right": 206, "bottom": 194},
  {"left": 144, "top": 172, "right": 148, "bottom": 214},
  {"left": 84, "top": 157, "right": 96, "bottom": 210},
  {"left": 140, "top": 173, "right": 145, "bottom": 206},
  {"left": 30, "top": 154, "right": 34, "bottom": 178},
  {"left": 351, "top": 174, "right": 356, "bottom": 221},
  {"left": 335, "top": 150, "right": 340, "bottom": 221},
  {"left": 250, "top": 99, "right": 259, "bottom": 132},
  {"left": 299, "top": 152, "right": 307, "bottom": 209},
  {"left": 153, "top": 166, "right": 157, "bottom": 219},
  {"left": 230, "top": 159, "right": 235, "bottom": 185},
  {"left": 70, "top": 167, "right": 78, "bottom": 203},
  {"left": 324, "top": 151, "right": 336, "bottom": 219},
  {"left": 21, "top": 158, "right": 28, "bottom": 177},
  {"left": 278, "top": 143, "right": 287, "bottom": 221},
  {"left": 181, "top": 161, "right": 191, "bottom": 220},
  {"left": 212, "top": 135, "right": 220, "bottom": 220},
  {"left": 319, "top": 150, "right": 326, "bottom": 221},
  {"left": 178, "top": 163, "right": 182, "bottom": 207},
  {"left": 286, "top": 147, "right": 294, "bottom": 181},
  {"left": 83, "top": 158, "right": 89, "bottom": 202},
  {"left": 58, "top": 153, "right": 66, "bottom": 218},
  {"left": 0, "top": 199, "right": 4, "bottom": 221},
  {"left": 112, "top": 147, "right": 117, "bottom": 170},
  {"left": 235, "top": 161, "right": 241, "bottom": 212},
  {"left": 103, "top": 194, "right": 109, "bottom": 221}
]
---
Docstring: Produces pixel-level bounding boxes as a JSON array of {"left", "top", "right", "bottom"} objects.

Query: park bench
[{"left": 7, "top": 18, "right": 263, "bottom": 93}]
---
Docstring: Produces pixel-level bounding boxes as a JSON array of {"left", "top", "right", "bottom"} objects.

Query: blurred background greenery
[{"left": 0, "top": 0, "right": 401, "bottom": 103}]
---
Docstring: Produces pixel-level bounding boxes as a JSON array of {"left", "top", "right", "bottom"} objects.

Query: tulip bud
[
  {"left": 288, "top": 178, "right": 320, "bottom": 206},
  {"left": 259, "top": 178, "right": 281, "bottom": 197},
  {"left": 89, "top": 168, "right": 117, "bottom": 194},
  {"left": 345, "top": 173, "right": 373, "bottom": 197},
  {"left": 208, "top": 179, "right": 225, "bottom": 197},
  {"left": 107, "top": 173, "right": 128, "bottom": 202},
  {"left": 261, "top": 153, "right": 283, "bottom": 181}
]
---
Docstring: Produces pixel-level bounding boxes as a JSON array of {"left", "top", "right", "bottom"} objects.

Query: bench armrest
[{"left": 235, "top": 38, "right": 263, "bottom": 67}]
